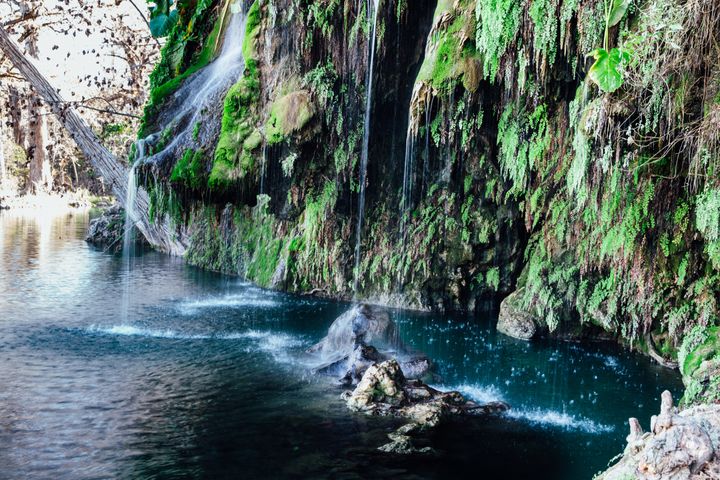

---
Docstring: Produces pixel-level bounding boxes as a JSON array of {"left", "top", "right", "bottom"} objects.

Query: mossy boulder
[
  {"left": 679, "top": 326, "right": 720, "bottom": 406},
  {"left": 265, "top": 91, "right": 315, "bottom": 145},
  {"left": 497, "top": 288, "right": 540, "bottom": 340}
]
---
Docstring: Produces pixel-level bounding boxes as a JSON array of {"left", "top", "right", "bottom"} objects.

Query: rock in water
[
  {"left": 343, "top": 359, "right": 509, "bottom": 454},
  {"left": 597, "top": 391, "right": 720, "bottom": 480},
  {"left": 308, "top": 305, "right": 434, "bottom": 384},
  {"left": 345, "top": 359, "right": 407, "bottom": 412},
  {"left": 308, "top": 304, "right": 403, "bottom": 359},
  {"left": 86, "top": 204, "right": 147, "bottom": 253},
  {"left": 497, "top": 288, "right": 538, "bottom": 340}
]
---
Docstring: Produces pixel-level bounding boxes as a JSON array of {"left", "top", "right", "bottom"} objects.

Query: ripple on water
[
  {"left": 432, "top": 383, "right": 506, "bottom": 404},
  {"left": 505, "top": 408, "right": 614, "bottom": 434},
  {"left": 176, "top": 291, "right": 279, "bottom": 314},
  {"left": 83, "top": 325, "right": 308, "bottom": 364}
]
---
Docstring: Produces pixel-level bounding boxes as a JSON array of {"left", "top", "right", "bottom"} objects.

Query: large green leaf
[
  {"left": 149, "top": 9, "right": 178, "bottom": 37},
  {"left": 607, "top": 0, "right": 630, "bottom": 27},
  {"left": 588, "top": 48, "right": 630, "bottom": 93}
]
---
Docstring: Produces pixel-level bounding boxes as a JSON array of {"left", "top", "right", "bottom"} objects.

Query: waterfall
[
  {"left": 422, "top": 94, "right": 432, "bottom": 196},
  {"left": 399, "top": 125, "right": 415, "bottom": 240},
  {"left": 119, "top": 145, "right": 142, "bottom": 323},
  {"left": 260, "top": 142, "right": 267, "bottom": 195},
  {"left": 0, "top": 135, "right": 6, "bottom": 185},
  {"left": 353, "top": 0, "right": 380, "bottom": 292},
  {"left": 140, "top": 7, "right": 249, "bottom": 162},
  {"left": 40, "top": 113, "right": 53, "bottom": 191}
]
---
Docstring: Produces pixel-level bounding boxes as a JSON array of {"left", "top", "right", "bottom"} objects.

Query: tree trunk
[
  {"left": 0, "top": 25, "right": 186, "bottom": 255},
  {"left": 26, "top": 97, "right": 45, "bottom": 192},
  {"left": 8, "top": 86, "right": 24, "bottom": 147},
  {"left": 0, "top": 122, "right": 6, "bottom": 182}
]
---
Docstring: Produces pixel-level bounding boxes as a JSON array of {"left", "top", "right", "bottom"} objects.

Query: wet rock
[
  {"left": 378, "top": 423, "right": 435, "bottom": 454},
  {"left": 344, "top": 359, "right": 509, "bottom": 455},
  {"left": 597, "top": 391, "right": 720, "bottom": 480},
  {"left": 85, "top": 204, "right": 126, "bottom": 253},
  {"left": 308, "top": 304, "right": 404, "bottom": 359},
  {"left": 497, "top": 288, "right": 538, "bottom": 340},
  {"left": 343, "top": 358, "right": 509, "bottom": 454},
  {"left": 345, "top": 359, "right": 407, "bottom": 412},
  {"left": 309, "top": 305, "right": 434, "bottom": 385}
]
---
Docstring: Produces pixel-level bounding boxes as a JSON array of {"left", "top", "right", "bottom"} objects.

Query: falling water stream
[
  {"left": 140, "top": 7, "right": 249, "bottom": 162},
  {"left": 399, "top": 123, "right": 416, "bottom": 241},
  {"left": 260, "top": 142, "right": 267, "bottom": 195},
  {"left": 116, "top": 5, "right": 251, "bottom": 321},
  {"left": 119, "top": 154, "right": 141, "bottom": 324},
  {"left": 354, "top": 0, "right": 381, "bottom": 291}
]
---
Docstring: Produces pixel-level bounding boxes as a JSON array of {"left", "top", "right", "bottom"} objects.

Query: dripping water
[
  {"left": 399, "top": 125, "right": 415, "bottom": 243},
  {"left": 422, "top": 94, "right": 432, "bottom": 197},
  {"left": 119, "top": 140, "right": 144, "bottom": 324},
  {"left": 353, "top": 0, "right": 380, "bottom": 292},
  {"left": 139, "top": 6, "right": 249, "bottom": 163},
  {"left": 260, "top": 142, "right": 267, "bottom": 195},
  {"left": 0, "top": 136, "right": 6, "bottom": 185}
]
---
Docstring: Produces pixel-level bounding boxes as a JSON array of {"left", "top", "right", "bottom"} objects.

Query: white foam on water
[
  {"left": 234, "top": 329, "right": 308, "bottom": 365},
  {"left": 177, "top": 293, "right": 278, "bottom": 314},
  {"left": 433, "top": 383, "right": 506, "bottom": 404},
  {"left": 84, "top": 326, "right": 303, "bottom": 347},
  {"left": 505, "top": 407, "right": 614, "bottom": 434},
  {"left": 86, "top": 325, "right": 211, "bottom": 339},
  {"left": 229, "top": 329, "right": 306, "bottom": 349}
]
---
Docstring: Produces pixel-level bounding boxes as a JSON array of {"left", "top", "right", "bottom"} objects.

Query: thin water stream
[
  {"left": 0, "top": 211, "right": 683, "bottom": 479},
  {"left": 354, "top": 0, "right": 380, "bottom": 291}
]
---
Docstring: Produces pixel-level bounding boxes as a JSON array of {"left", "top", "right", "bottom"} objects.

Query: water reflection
[{"left": 0, "top": 210, "right": 684, "bottom": 479}]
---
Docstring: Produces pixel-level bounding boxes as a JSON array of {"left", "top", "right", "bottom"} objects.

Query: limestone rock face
[
  {"left": 497, "top": 289, "right": 538, "bottom": 340},
  {"left": 597, "top": 391, "right": 720, "bottom": 480},
  {"left": 345, "top": 359, "right": 407, "bottom": 412}
]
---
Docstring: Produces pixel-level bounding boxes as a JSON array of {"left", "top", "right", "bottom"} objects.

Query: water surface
[{"left": 0, "top": 211, "right": 683, "bottom": 479}]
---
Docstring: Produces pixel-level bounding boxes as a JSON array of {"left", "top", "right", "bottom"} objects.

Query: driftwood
[{"left": 0, "top": 26, "right": 185, "bottom": 254}]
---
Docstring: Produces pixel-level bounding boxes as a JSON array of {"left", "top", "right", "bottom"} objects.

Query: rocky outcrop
[
  {"left": 308, "top": 305, "right": 434, "bottom": 384},
  {"left": 597, "top": 391, "right": 720, "bottom": 480},
  {"left": 343, "top": 359, "right": 509, "bottom": 454},
  {"left": 679, "top": 326, "right": 720, "bottom": 406},
  {"left": 308, "top": 304, "right": 403, "bottom": 359},
  {"left": 85, "top": 204, "right": 146, "bottom": 253},
  {"left": 497, "top": 288, "right": 539, "bottom": 340}
]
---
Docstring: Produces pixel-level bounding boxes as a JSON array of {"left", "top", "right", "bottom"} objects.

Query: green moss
[
  {"left": 264, "top": 91, "right": 315, "bottom": 145},
  {"left": 242, "top": 0, "right": 262, "bottom": 61},
  {"left": 171, "top": 149, "right": 206, "bottom": 189},
  {"left": 418, "top": 1, "right": 481, "bottom": 93},
  {"left": 209, "top": 59, "right": 261, "bottom": 189},
  {"left": 680, "top": 326, "right": 719, "bottom": 378}
]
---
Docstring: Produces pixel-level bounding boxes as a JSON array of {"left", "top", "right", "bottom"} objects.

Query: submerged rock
[
  {"left": 597, "top": 391, "right": 720, "bottom": 480},
  {"left": 497, "top": 288, "right": 539, "bottom": 340}
]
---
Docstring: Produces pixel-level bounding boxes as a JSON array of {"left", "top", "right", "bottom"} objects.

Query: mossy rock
[
  {"left": 265, "top": 91, "right": 316, "bottom": 145},
  {"left": 243, "top": 129, "right": 263, "bottom": 151},
  {"left": 679, "top": 326, "right": 720, "bottom": 405}
]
